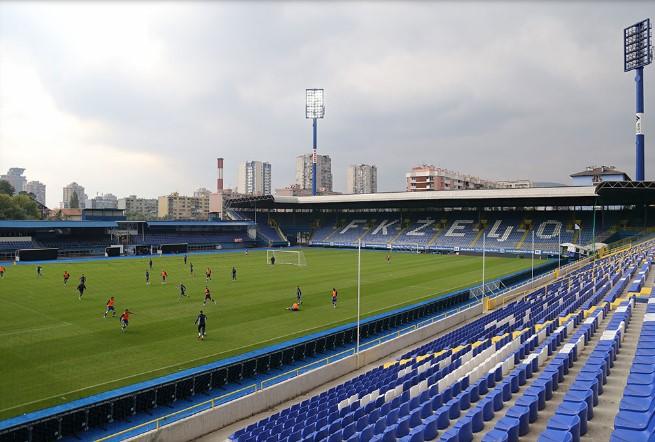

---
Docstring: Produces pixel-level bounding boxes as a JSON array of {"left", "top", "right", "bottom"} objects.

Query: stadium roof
[
  {"left": 0, "top": 221, "right": 118, "bottom": 229},
  {"left": 228, "top": 182, "right": 655, "bottom": 210},
  {"left": 145, "top": 221, "right": 254, "bottom": 227}
]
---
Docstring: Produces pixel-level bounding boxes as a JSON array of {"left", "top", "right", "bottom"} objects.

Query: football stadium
[
  {"left": 1, "top": 4, "right": 655, "bottom": 442},
  {"left": 1, "top": 182, "right": 655, "bottom": 442}
]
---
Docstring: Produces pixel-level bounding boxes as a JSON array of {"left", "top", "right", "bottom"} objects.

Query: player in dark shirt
[
  {"left": 190, "top": 262, "right": 194, "bottom": 277},
  {"left": 36, "top": 265, "right": 43, "bottom": 277},
  {"left": 145, "top": 270, "right": 150, "bottom": 286},
  {"left": 232, "top": 266, "right": 237, "bottom": 281},
  {"left": 149, "top": 259, "right": 153, "bottom": 270},
  {"left": 179, "top": 283, "right": 188, "bottom": 299},
  {"left": 79, "top": 274, "right": 86, "bottom": 285},
  {"left": 184, "top": 254, "right": 188, "bottom": 265},
  {"left": 297, "top": 286, "right": 302, "bottom": 304},
  {"left": 195, "top": 310, "right": 207, "bottom": 340},
  {"left": 77, "top": 282, "right": 86, "bottom": 300}
]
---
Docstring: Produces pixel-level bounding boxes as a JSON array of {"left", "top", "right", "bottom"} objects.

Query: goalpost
[{"left": 266, "top": 249, "right": 307, "bottom": 266}]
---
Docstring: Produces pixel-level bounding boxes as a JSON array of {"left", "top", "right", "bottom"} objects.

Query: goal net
[{"left": 267, "top": 249, "right": 307, "bottom": 266}]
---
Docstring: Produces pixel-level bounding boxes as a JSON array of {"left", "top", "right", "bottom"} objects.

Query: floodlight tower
[
  {"left": 624, "top": 19, "right": 653, "bottom": 181},
  {"left": 306, "top": 89, "right": 325, "bottom": 196}
]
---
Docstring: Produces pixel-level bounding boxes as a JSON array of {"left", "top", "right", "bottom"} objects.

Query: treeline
[{"left": 0, "top": 180, "right": 41, "bottom": 220}]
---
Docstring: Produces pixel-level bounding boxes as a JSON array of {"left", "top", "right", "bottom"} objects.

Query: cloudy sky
[{"left": 0, "top": 1, "right": 653, "bottom": 207}]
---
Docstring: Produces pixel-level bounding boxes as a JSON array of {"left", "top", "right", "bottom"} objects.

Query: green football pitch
[{"left": 0, "top": 248, "right": 534, "bottom": 419}]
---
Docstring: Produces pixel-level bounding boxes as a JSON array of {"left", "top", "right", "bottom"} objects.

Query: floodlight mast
[
  {"left": 306, "top": 89, "right": 325, "bottom": 196},
  {"left": 624, "top": 19, "right": 653, "bottom": 181}
]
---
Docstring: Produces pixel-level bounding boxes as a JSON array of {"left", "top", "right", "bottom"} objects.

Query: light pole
[
  {"left": 482, "top": 232, "right": 486, "bottom": 298},
  {"left": 531, "top": 230, "right": 535, "bottom": 285},
  {"left": 624, "top": 19, "right": 652, "bottom": 180},
  {"left": 356, "top": 239, "right": 361, "bottom": 354},
  {"left": 592, "top": 201, "right": 597, "bottom": 293},
  {"left": 558, "top": 226, "right": 561, "bottom": 273},
  {"left": 305, "top": 89, "right": 325, "bottom": 196}
]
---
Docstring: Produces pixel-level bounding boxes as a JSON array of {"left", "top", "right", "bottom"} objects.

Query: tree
[
  {"left": 0, "top": 180, "right": 14, "bottom": 196},
  {"left": 69, "top": 192, "right": 80, "bottom": 209},
  {"left": 13, "top": 194, "right": 39, "bottom": 219},
  {"left": 0, "top": 193, "right": 40, "bottom": 220}
]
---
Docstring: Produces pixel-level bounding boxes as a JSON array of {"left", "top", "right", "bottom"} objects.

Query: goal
[{"left": 267, "top": 249, "right": 307, "bottom": 266}]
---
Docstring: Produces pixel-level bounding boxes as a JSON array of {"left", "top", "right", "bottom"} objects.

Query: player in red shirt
[
  {"left": 161, "top": 270, "right": 168, "bottom": 284},
  {"left": 203, "top": 287, "right": 216, "bottom": 305},
  {"left": 120, "top": 309, "right": 134, "bottom": 332},
  {"left": 104, "top": 296, "right": 116, "bottom": 318}
]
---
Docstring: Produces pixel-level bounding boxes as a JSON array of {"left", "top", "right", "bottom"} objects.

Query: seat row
[
  {"left": 229, "top": 245, "right": 649, "bottom": 442},
  {"left": 612, "top": 295, "right": 655, "bottom": 441}
]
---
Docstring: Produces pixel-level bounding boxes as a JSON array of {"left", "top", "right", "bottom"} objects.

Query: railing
[
  {"left": 95, "top": 384, "right": 258, "bottom": 442},
  {"left": 94, "top": 299, "right": 483, "bottom": 441}
]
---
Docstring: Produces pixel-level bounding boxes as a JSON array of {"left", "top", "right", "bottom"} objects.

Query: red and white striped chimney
[{"left": 216, "top": 158, "right": 224, "bottom": 192}]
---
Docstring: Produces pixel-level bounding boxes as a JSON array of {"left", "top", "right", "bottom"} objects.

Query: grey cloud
[{"left": 1, "top": 1, "right": 654, "bottom": 203}]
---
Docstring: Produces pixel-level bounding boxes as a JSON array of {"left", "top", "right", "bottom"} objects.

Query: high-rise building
[
  {"left": 118, "top": 195, "right": 158, "bottom": 219},
  {"left": 158, "top": 192, "right": 210, "bottom": 220},
  {"left": 90, "top": 193, "right": 118, "bottom": 209},
  {"left": 62, "top": 182, "right": 88, "bottom": 208},
  {"left": 24, "top": 181, "right": 46, "bottom": 205},
  {"left": 1, "top": 168, "right": 27, "bottom": 194},
  {"left": 296, "top": 154, "right": 332, "bottom": 193},
  {"left": 237, "top": 161, "right": 272, "bottom": 195},
  {"left": 346, "top": 164, "right": 377, "bottom": 194},
  {"left": 405, "top": 165, "right": 496, "bottom": 192}
]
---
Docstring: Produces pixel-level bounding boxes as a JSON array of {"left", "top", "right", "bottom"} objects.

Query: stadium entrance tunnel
[{"left": 0, "top": 260, "right": 558, "bottom": 442}]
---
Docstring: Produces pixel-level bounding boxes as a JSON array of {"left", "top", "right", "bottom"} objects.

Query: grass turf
[{"left": 0, "top": 248, "right": 535, "bottom": 419}]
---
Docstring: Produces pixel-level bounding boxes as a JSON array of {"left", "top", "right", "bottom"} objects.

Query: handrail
[{"left": 94, "top": 384, "right": 258, "bottom": 442}]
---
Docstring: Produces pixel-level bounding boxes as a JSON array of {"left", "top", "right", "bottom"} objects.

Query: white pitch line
[
  {"left": 0, "top": 281, "right": 475, "bottom": 414},
  {"left": 0, "top": 320, "right": 350, "bottom": 414},
  {"left": 0, "top": 323, "right": 73, "bottom": 338},
  {"left": 0, "top": 259, "right": 520, "bottom": 414},
  {"left": 0, "top": 298, "right": 73, "bottom": 326}
]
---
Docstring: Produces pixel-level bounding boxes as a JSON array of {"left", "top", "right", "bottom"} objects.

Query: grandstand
[
  {"left": 228, "top": 182, "right": 655, "bottom": 256},
  {"left": 0, "top": 220, "right": 257, "bottom": 260}
]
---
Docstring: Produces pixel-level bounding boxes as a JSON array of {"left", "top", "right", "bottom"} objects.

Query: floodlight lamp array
[
  {"left": 305, "top": 88, "right": 325, "bottom": 119},
  {"left": 624, "top": 18, "right": 653, "bottom": 72}
]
